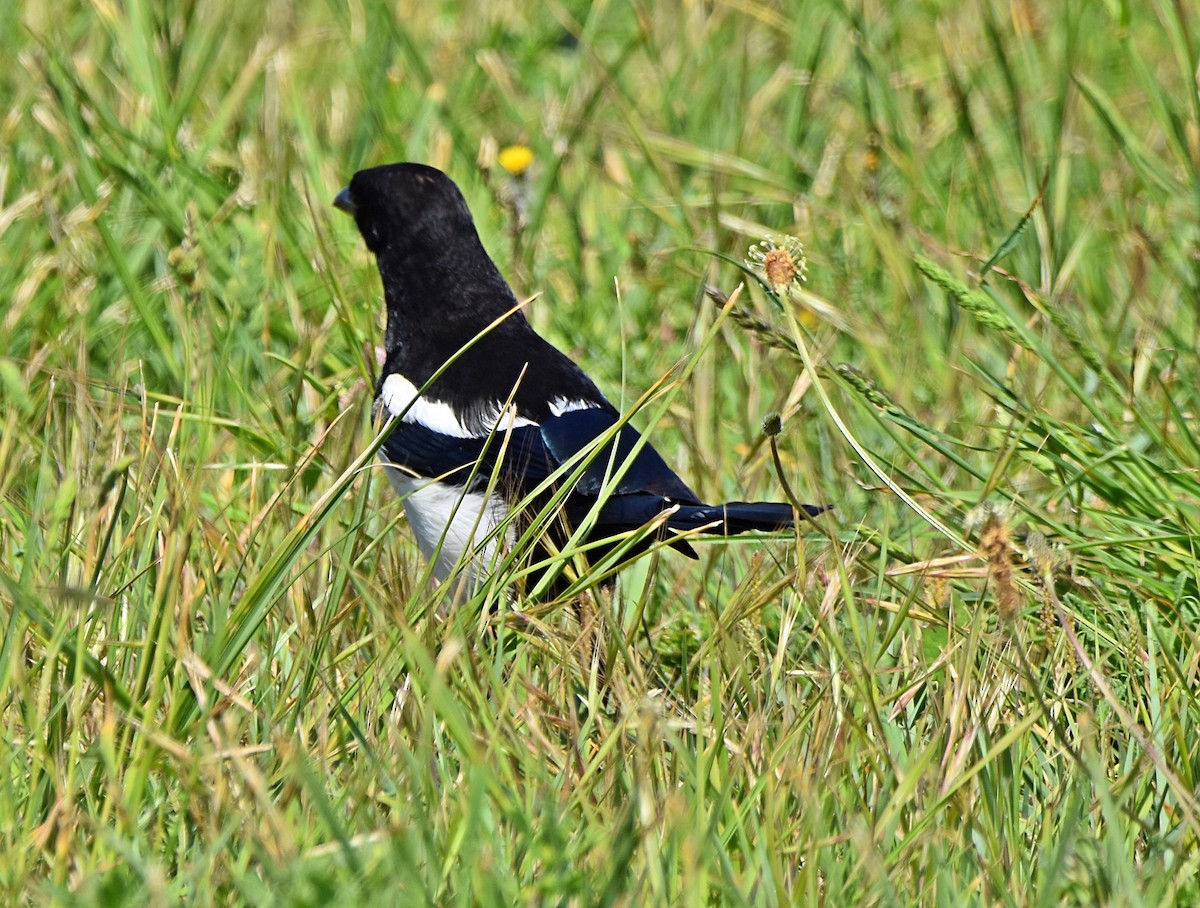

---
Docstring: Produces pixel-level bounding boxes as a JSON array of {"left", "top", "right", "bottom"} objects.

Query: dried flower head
[
  {"left": 971, "top": 506, "right": 1020, "bottom": 623},
  {"left": 746, "top": 235, "right": 808, "bottom": 298}
]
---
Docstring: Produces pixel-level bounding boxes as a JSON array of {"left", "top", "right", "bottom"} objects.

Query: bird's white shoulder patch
[
  {"left": 548, "top": 398, "right": 595, "bottom": 417},
  {"left": 381, "top": 373, "right": 536, "bottom": 439}
]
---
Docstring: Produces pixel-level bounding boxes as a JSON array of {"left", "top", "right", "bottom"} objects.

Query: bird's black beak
[{"left": 333, "top": 186, "right": 356, "bottom": 215}]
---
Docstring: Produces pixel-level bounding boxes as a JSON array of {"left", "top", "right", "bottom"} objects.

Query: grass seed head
[
  {"left": 746, "top": 235, "right": 808, "bottom": 298},
  {"left": 975, "top": 509, "right": 1019, "bottom": 623}
]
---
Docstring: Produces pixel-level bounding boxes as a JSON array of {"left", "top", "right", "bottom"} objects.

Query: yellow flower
[{"left": 497, "top": 144, "right": 534, "bottom": 176}]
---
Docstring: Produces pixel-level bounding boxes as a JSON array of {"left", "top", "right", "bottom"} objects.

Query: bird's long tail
[
  {"left": 664, "top": 500, "right": 827, "bottom": 533},
  {"left": 573, "top": 496, "right": 827, "bottom": 561},
  {"left": 588, "top": 495, "right": 826, "bottom": 535}
]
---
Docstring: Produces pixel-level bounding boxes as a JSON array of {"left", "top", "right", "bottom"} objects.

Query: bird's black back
[{"left": 346, "top": 163, "right": 606, "bottom": 432}]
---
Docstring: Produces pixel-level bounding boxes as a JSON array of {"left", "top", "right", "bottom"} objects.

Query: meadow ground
[{"left": 3, "top": 1, "right": 1200, "bottom": 904}]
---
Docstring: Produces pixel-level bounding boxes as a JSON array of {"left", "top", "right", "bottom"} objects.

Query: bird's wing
[
  {"left": 536, "top": 406, "right": 700, "bottom": 501},
  {"left": 378, "top": 394, "right": 700, "bottom": 504}
]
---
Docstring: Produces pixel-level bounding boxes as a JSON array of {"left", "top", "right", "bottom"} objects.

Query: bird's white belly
[{"left": 382, "top": 461, "right": 512, "bottom": 590}]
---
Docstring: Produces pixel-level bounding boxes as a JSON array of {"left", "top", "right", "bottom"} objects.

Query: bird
[{"left": 333, "top": 162, "right": 825, "bottom": 597}]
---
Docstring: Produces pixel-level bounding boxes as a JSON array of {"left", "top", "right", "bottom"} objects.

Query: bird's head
[
  {"left": 334, "top": 162, "right": 523, "bottom": 342},
  {"left": 333, "top": 162, "right": 478, "bottom": 257}
]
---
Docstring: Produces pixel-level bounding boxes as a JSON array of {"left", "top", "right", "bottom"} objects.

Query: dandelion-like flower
[
  {"left": 746, "top": 235, "right": 807, "bottom": 298},
  {"left": 497, "top": 144, "right": 534, "bottom": 176},
  {"left": 492, "top": 144, "right": 534, "bottom": 230}
]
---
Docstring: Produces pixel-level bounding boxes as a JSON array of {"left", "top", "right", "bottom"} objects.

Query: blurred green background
[{"left": 3, "top": 0, "right": 1200, "bottom": 904}]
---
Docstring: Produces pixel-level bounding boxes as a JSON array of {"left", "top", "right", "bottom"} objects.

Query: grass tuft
[{"left": 4, "top": 0, "right": 1200, "bottom": 903}]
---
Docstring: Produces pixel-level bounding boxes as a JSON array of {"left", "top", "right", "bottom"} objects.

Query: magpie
[{"left": 334, "top": 162, "right": 825, "bottom": 595}]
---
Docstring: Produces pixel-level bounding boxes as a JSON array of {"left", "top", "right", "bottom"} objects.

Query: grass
[{"left": 3, "top": 0, "right": 1200, "bottom": 903}]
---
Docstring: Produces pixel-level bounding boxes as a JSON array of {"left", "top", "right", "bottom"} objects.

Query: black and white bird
[{"left": 334, "top": 162, "right": 824, "bottom": 595}]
